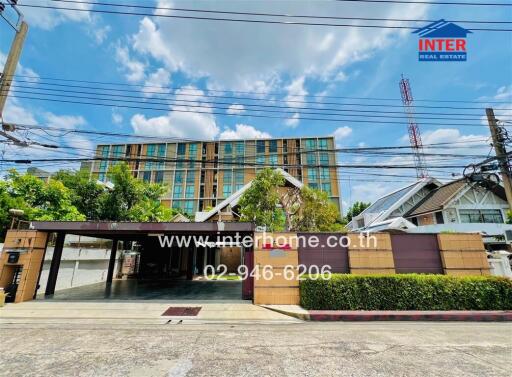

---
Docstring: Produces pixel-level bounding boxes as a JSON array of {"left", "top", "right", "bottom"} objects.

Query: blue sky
[{"left": 1, "top": 0, "right": 511, "bottom": 209}]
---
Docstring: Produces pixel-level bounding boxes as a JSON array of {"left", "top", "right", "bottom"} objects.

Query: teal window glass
[
  {"left": 173, "top": 185, "right": 183, "bottom": 198},
  {"left": 143, "top": 171, "right": 151, "bottom": 182},
  {"left": 269, "top": 155, "right": 278, "bottom": 166},
  {"left": 320, "top": 168, "right": 330, "bottom": 180},
  {"left": 322, "top": 183, "right": 332, "bottom": 195},
  {"left": 305, "top": 139, "right": 316, "bottom": 150},
  {"left": 235, "top": 170, "right": 244, "bottom": 184},
  {"left": 256, "top": 140, "right": 265, "bottom": 153},
  {"left": 318, "top": 139, "right": 328, "bottom": 150},
  {"left": 185, "top": 185, "right": 195, "bottom": 198},
  {"left": 186, "top": 170, "right": 195, "bottom": 183},
  {"left": 222, "top": 184, "right": 232, "bottom": 197},
  {"left": 184, "top": 201, "right": 195, "bottom": 214},
  {"left": 235, "top": 141, "right": 244, "bottom": 155},
  {"left": 319, "top": 152, "right": 329, "bottom": 166},
  {"left": 306, "top": 152, "right": 317, "bottom": 165},
  {"left": 256, "top": 155, "right": 265, "bottom": 166},
  {"left": 223, "top": 142, "right": 233, "bottom": 154},
  {"left": 269, "top": 140, "right": 278, "bottom": 153},
  {"left": 308, "top": 169, "right": 318, "bottom": 181},
  {"left": 155, "top": 171, "right": 164, "bottom": 183},
  {"left": 174, "top": 171, "right": 184, "bottom": 184}
]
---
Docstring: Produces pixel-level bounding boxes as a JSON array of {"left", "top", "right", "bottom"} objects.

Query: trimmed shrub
[{"left": 300, "top": 274, "right": 512, "bottom": 310}]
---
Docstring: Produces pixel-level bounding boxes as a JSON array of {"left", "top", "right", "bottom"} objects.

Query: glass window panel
[
  {"left": 269, "top": 140, "right": 277, "bottom": 153},
  {"left": 185, "top": 185, "right": 195, "bottom": 198},
  {"left": 318, "top": 139, "right": 328, "bottom": 150},
  {"left": 269, "top": 155, "right": 278, "bottom": 166},
  {"left": 174, "top": 171, "right": 184, "bottom": 184},
  {"left": 173, "top": 185, "right": 183, "bottom": 198},
  {"left": 223, "top": 184, "right": 232, "bottom": 197},
  {"left": 223, "top": 142, "right": 233, "bottom": 154},
  {"left": 236, "top": 141, "right": 244, "bottom": 155},
  {"left": 256, "top": 140, "right": 266, "bottom": 153}
]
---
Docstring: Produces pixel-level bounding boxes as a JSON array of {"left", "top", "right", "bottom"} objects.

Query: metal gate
[
  {"left": 391, "top": 234, "right": 443, "bottom": 274},
  {"left": 298, "top": 233, "right": 349, "bottom": 273}
]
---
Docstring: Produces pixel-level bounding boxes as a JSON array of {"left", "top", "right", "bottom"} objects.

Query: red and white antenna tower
[{"left": 399, "top": 75, "right": 428, "bottom": 179}]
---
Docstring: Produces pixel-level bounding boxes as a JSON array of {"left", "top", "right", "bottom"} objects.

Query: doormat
[{"left": 161, "top": 307, "right": 202, "bottom": 316}]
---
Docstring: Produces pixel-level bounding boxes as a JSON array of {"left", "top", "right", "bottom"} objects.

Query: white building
[{"left": 349, "top": 178, "right": 512, "bottom": 248}]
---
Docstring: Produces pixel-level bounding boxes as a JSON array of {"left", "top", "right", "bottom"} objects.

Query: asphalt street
[{"left": 0, "top": 321, "right": 510, "bottom": 377}]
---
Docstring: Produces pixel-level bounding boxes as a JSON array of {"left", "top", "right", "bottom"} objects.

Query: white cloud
[
  {"left": 142, "top": 68, "right": 171, "bottom": 97},
  {"left": 131, "top": 86, "right": 218, "bottom": 139},
  {"left": 285, "top": 113, "right": 300, "bottom": 128},
  {"left": 333, "top": 126, "right": 353, "bottom": 146},
  {"left": 3, "top": 97, "right": 37, "bottom": 125},
  {"left": 128, "top": 1, "right": 429, "bottom": 90},
  {"left": 89, "top": 24, "right": 111, "bottom": 45},
  {"left": 0, "top": 52, "right": 40, "bottom": 83},
  {"left": 115, "top": 45, "right": 146, "bottom": 83},
  {"left": 226, "top": 104, "right": 245, "bottom": 115},
  {"left": 112, "top": 110, "right": 123, "bottom": 125},
  {"left": 219, "top": 124, "right": 271, "bottom": 140},
  {"left": 22, "top": 0, "right": 93, "bottom": 30},
  {"left": 285, "top": 76, "right": 308, "bottom": 108}
]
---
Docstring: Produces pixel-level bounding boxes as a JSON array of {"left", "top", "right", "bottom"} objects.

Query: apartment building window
[
  {"left": 184, "top": 201, "right": 195, "bottom": 214},
  {"left": 256, "top": 155, "right": 265, "bottom": 166},
  {"left": 186, "top": 170, "right": 195, "bottom": 183},
  {"left": 236, "top": 141, "right": 244, "bottom": 155},
  {"left": 319, "top": 152, "right": 329, "bottom": 166},
  {"left": 307, "top": 168, "right": 318, "bottom": 182},
  {"left": 189, "top": 143, "right": 198, "bottom": 168},
  {"left": 459, "top": 209, "right": 503, "bottom": 223},
  {"left": 321, "top": 183, "right": 332, "bottom": 195},
  {"left": 145, "top": 144, "right": 156, "bottom": 170},
  {"left": 269, "top": 154, "right": 278, "bottom": 166},
  {"left": 177, "top": 143, "right": 186, "bottom": 168},
  {"left": 234, "top": 170, "right": 244, "bottom": 191},
  {"left": 224, "top": 142, "right": 233, "bottom": 155},
  {"left": 157, "top": 144, "right": 166, "bottom": 169},
  {"left": 223, "top": 184, "right": 232, "bottom": 197},
  {"left": 269, "top": 140, "right": 278, "bottom": 153},
  {"left": 173, "top": 185, "right": 183, "bottom": 198},
  {"left": 143, "top": 171, "right": 151, "bottom": 182},
  {"left": 318, "top": 139, "right": 328, "bottom": 150},
  {"left": 98, "top": 173, "right": 105, "bottom": 182},
  {"left": 305, "top": 139, "right": 316, "bottom": 150},
  {"left": 154, "top": 171, "right": 164, "bottom": 184},
  {"left": 256, "top": 140, "right": 266, "bottom": 153},
  {"left": 320, "top": 168, "right": 330, "bottom": 180},
  {"left": 175, "top": 171, "right": 184, "bottom": 184},
  {"left": 185, "top": 185, "right": 195, "bottom": 198},
  {"left": 111, "top": 145, "right": 123, "bottom": 165},
  {"left": 306, "top": 152, "right": 317, "bottom": 165}
]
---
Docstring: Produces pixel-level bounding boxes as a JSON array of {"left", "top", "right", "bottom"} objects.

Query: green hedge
[{"left": 300, "top": 274, "right": 512, "bottom": 310}]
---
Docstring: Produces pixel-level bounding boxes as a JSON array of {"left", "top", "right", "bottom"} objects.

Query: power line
[
  {"left": 11, "top": 74, "right": 512, "bottom": 105},
  {"left": 14, "top": 1, "right": 512, "bottom": 31},
  {"left": 8, "top": 84, "right": 507, "bottom": 119},
  {"left": 8, "top": 94, "right": 495, "bottom": 127},
  {"left": 11, "top": 79, "right": 512, "bottom": 112},
  {"left": 46, "top": 0, "right": 512, "bottom": 24},
  {"left": 5, "top": 87, "right": 499, "bottom": 123},
  {"left": 334, "top": 0, "right": 512, "bottom": 6}
]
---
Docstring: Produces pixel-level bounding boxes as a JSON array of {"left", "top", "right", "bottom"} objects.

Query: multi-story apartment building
[{"left": 88, "top": 136, "right": 340, "bottom": 215}]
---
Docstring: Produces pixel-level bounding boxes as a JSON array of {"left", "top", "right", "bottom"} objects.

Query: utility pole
[
  {"left": 0, "top": 20, "right": 28, "bottom": 118},
  {"left": 486, "top": 108, "right": 512, "bottom": 210}
]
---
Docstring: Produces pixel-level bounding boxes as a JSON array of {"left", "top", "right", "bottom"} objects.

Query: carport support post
[
  {"left": 106, "top": 239, "right": 118, "bottom": 284},
  {"left": 45, "top": 232, "right": 65, "bottom": 296}
]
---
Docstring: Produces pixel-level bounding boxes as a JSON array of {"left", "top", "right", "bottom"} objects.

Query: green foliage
[
  {"left": 238, "top": 168, "right": 344, "bottom": 232},
  {"left": 53, "top": 169, "right": 104, "bottom": 220},
  {"left": 238, "top": 168, "right": 286, "bottom": 231},
  {"left": 0, "top": 163, "right": 181, "bottom": 240},
  {"left": 99, "top": 163, "right": 177, "bottom": 222},
  {"left": 292, "top": 186, "right": 343, "bottom": 232},
  {"left": 506, "top": 210, "right": 512, "bottom": 224},
  {"left": 6, "top": 170, "right": 86, "bottom": 222},
  {"left": 300, "top": 274, "right": 512, "bottom": 310},
  {"left": 345, "top": 201, "right": 371, "bottom": 222}
]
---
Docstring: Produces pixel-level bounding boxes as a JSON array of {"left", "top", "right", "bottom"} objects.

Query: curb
[{"left": 308, "top": 310, "right": 512, "bottom": 322}]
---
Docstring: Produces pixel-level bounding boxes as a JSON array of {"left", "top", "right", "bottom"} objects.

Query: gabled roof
[
  {"left": 352, "top": 177, "right": 440, "bottom": 228},
  {"left": 194, "top": 168, "right": 304, "bottom": 222},
  {"left": 413, "top": 20, "right": 472, "bottom": 38},
  {"left": 406, "top": 179, "right": 508, "bottom": 217},
  {"left": 405, "top": 179, "right": 465, "bottom": 217}
]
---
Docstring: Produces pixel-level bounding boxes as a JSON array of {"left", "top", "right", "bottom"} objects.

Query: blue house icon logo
[{"left": 414, "top": 20, "right": 472, "bottom": 62}]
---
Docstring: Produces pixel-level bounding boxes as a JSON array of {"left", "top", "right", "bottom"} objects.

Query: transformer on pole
[{"left": 399, "top": 75, "right": 428, "bottom": 179}]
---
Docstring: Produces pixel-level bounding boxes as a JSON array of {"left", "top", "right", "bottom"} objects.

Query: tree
[
  {"left": 99, "top": 163, "right": 178, "bottom": 222},
  {"left": 53, "top": 169, "right": 105, "bottom": 220},
  {"left": 238, "top": 168, "right": 286, "bottom": 231},
  {"left": 292, "top": 186, "right": 344, "bottom": 232},
  {"left": 238, "top": 168, "right": 343, "bottom": 232},
  {"left": 345, "top": 201, "right": 371, "bottom": 222},
  {"left": 6, "top": 170, "right": 85, "bottom": 222}
]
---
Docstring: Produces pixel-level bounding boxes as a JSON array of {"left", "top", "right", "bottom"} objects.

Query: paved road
[{"left": 0, "top": 322, "right": 510, "bottom": 377}]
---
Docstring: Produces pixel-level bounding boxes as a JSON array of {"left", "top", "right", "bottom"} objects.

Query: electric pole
[
  {"left": 0, "top": 1, "right": 28, "bottom": 119},
  {"left": 486, "top": 108, "right": 512, "bottom": 210}
]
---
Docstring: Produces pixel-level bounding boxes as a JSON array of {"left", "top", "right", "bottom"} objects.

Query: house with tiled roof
[{"left": 349, "top": 177, "right": 511, "bottom": 248}]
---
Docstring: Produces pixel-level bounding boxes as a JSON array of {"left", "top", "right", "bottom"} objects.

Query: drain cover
[{"left": 161, "top": 307, "right": 202, "bottom": 316}]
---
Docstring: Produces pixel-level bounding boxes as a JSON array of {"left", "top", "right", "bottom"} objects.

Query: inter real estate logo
[{"left": 413, "top": 19, "right": 472, "bottom": 62}]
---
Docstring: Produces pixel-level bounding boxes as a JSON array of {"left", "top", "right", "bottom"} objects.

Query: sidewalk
[
  {"left": 0, "top": 301, "right": 302, "bottom": 325},
  {"left": 263, "top": 305, "right": 512, "bottom": 322}
]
